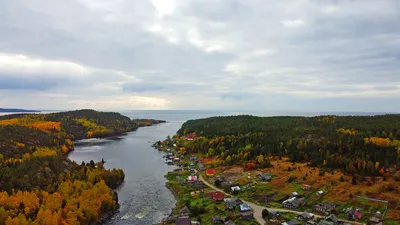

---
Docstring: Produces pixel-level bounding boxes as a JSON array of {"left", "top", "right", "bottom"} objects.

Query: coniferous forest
[{"left": 177, "top": 115, "right": 400, "bottom": 176}]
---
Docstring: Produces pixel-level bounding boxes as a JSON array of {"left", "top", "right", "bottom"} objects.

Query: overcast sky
[{"left": 1, "top": 0, "right": 400, "bottom": 111}]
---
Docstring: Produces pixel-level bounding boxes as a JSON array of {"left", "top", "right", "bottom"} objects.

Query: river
[{"left": 68, "top": 110, "right": 237, "bottom": 225}]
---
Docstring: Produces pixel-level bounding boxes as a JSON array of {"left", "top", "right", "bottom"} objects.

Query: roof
[
  {"left": 231, "top": 186, "right": 241, "bottom": 191},
  {"left": 326, "top": 214, "right": 338, "bottom": 223},
  {"left": 370, "top": 217, "right": 380, "bottom": 223},
  {"left": 286, "top": 220, "right": 301, "bottom": 225},
  {"left": 299, "top": 212, "right": 314, "bottom": 219},
  {"left": 317, "top": 190, "right": 324, "bottom": 194},
  {"left": 176, "top": 217, "right": 191, "bottom": 225},
  {"left": 319, "top": 220, "right": 334, "bottom": 225},
  {"left": 206, "top": 169, "right": 215, "bottom": 174},
  {"left": 224, "top": 220, "right": 235, "bottom": 225},
  {"left": 355, "top": 210, "right": 362, "bottom": 218},
  {"left": 292, "top": 192, "right": 298, "bottom": 196},
  {"left": 239, "top": 204, "right": 251, "bottom": 212},
  {"left": 188, "top": 175, "right": 198, "bottom": 181},
  {"left": 179, "top": 206, "right": 191, "bottom": 216}
]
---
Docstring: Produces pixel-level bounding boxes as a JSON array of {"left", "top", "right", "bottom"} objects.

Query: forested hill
[
  {"left": 0, "top": 110, "right": 153, "bottom": 224},
  {"left": 177, "top": 115, "right": 400, "bottom": 176},
  {"left": 0, "top": 109, "right": 138, "bottom": 140}
]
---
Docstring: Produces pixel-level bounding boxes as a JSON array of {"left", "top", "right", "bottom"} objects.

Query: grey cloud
[{"left": 0, "top": 0, "right": 400, "bottom": 111}]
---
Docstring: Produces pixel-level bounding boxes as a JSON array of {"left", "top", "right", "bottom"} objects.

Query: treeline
[
  {"left": 175, "top": 115, "right": 400, "bottom": 176},
  {"left": 0, "top": 110, "right": 129, "bottom": 224}
]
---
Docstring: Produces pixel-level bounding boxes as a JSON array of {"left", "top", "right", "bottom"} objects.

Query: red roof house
[
  {"left": 355, "top": 210, "right": 362, "bottom": 220},
  {"left": 207, "top": 191, "right": 225, "bottom": 201},
  {"left": 206, "top": 169, "right": 215, "bottom": 176},
  {"left": 187, "top": 134, "right": 196, "bottom": 140}
]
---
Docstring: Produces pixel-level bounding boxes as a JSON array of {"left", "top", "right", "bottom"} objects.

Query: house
[
  {"left": 224, "top": 220, "right": 235, "bottom": 225},
  {"left": 239, "top": 204, "right": 253, "bottom": 220},
  {"left": 173, "top": 144, "right": 177, "bottom": 147},
  {"left": 190, "top": 156, "right": 197, "bottom": 161},
  {"left": 197, "top": 162, "right": 205, "bottom": 171},
  {"left": 215, "top": 177, "right": 226, "bottom": 186},
  {"left": 206, "top": 169, "right": 215, "bottom": 176},
  {"left": 354, "top": 210, "right": 362, "bottom": 220},
  {"left": 307, "top": 221, "right": 317, "bottom": 225},
  {"left": 240, "top": 210, "right": 254, "bottom": 220},
  {"left": 179, "top": 206, "right": 191, "bottom": 217},
  {"left": 319, "top": 214, "right": 339, "bottom": 225},
  {"left": 191, "top": 221, "right": 201, "bottom": 225},
  {"left": 282, "top": 220, "right": 301, "bottom": 225},
  {"left": 259, "top": 173, "right": 272, "bottom": 181},
  {"left": 224, "top": 197, "right": 243, "bottom": 209},
  {"left": 370, "top": 217, "right": 381, "bottom": 224},
  {"left": 302, "top": 184, "right": 312, "bottom": 191},
  {"left": 212, "top": 216, "right": 223, "bottom": 224},
  {"left": 187, "top": 134, "right": 195, "bottom": 140},
  {"left": 188, "top": 175, "right": 198, "bottom": 181},
  {"left": 239, "top": 203, "right": 251, "bottom": 212},
  {"left": 176, "top": 217, "right": 191, "bottom": 225},
  {"left": 282, "top": 197, "right": 304, "bottom": 209},
  {"left": 317, "top": 191, "right": 324, "bottom": 196},
  {"left": 345, "top": 208, "right": 362, "bottom": 220},
  {"left": 315, "top": 203, "right": 337, "bottom": 215},
  {"left": 297, "top": 212, "right": 314, "bottom": 221},
  {"left": 231, "top": 186, "right": 241, "bottom": 193},
  {"left": 187, "top": 180, "right": 205, "bottom": 188},
  {"left": 207, "top": 191, "right": 224, "bottom": 201},
  {"left": 292, "top": 192, "right": 299, "bottom": 197}
]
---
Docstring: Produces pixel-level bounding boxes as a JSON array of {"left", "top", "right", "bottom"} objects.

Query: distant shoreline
[{"left": 0, "top": 108, "right": 41, "bottom": 113}]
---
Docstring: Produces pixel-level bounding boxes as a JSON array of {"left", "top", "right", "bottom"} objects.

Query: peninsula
[
  {"left": 0, "top": 108, "right": 40, "bottom": 113},
  {"left": 156, "top": 115, "right": 400, "bottom": 225}
]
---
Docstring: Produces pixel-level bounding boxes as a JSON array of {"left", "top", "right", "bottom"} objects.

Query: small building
[
  {"left": 239, "top": 204, "right": 253, "bottom": 220},
  {"left": 315, "top": 203, "right": 337, "bottom": 215},
  {"left": 197, "top": 162, "right": 205, "bottom": 171},
  {"left": 187, "top": 134, "right": 195, "bottom": 141},
  {"left": 282, "top": 197, "right": 304, "bottom": 209},
  {"left": 224, "top": 220, "right": 235, "bottom": 225},
  {"left": 231, "top": 186, "right": 241, "bottom": 193},
  {"left": 206, "top": 169, "right": 215, "bottom": 176},
  {"left": 292, "top": 192, "right": 299, "bottom": 197},
  {"left": 319, "top": 214, "right": 339, "bottom": 225},
  {"left": 188, "top": 175, "right": 198, "bottom": 181},
  {"left": 187, "top": 180, "right": 205, "bottom": 188},
  {"left": 297, "top": 212, "right": 314, "bottom": 221},
  {"left": 224, "top": 197, "right": 243, "bottom": 209},
  {"left": 179, "top": 206, "right": 191, "bottom": 217},
  {"left": 282, "top": 220, "right": 301, "bottom": 225},
  {"left": 173, "top": 144, "right": 177, "bottom": 147},
  {"left": 259, "top": 173, "right": 272, "bottom": 181},
  {"left": 207, "top": 191, "right": 224, "bottom": 201},
  {"left": 176, "top": 217, "right": 191, "bottom": 225},
  {"left": 317, "top": 190, "right": 324, "bottom": 196},
  {"left": 191, "top": 221, "right": 201, "bottom": 225},
  {"left": 190, "top": 191, "right": 200, "bottom": 197},
  {"left": 302, "top": 184, "right": 312, "bottom": 191},
  {"left": 354, "top": 210, "right": 362, "bottom": 220},
  {"left": 239, "top": 204, "right": 251, "bottom": 212},
  {"left": 212, "top": 216, "right": 223, "bottom": 224},
  {"left": 370, "top": 217, "right": 381, "bottom": 224}
]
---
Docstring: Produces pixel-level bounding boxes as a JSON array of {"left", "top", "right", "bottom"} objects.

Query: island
[
  {"left": 156, "top": 115, "right": 400, "bottom": 225},
  {"left": 0, "top": 108, "right": 40, "bottom": 113},
  {"left": 0, "top": 109, "right": 164, "bottom": 224}
]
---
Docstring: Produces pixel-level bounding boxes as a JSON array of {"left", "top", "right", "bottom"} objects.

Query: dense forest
[
  {"left": 174, "top": 115, "right": 400, "bottom": 177},
  {"left": 0, "top": 110, "right": 136, "bottom": 224}
]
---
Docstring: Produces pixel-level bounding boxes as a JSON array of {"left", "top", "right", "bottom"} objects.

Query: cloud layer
[{"left": 1, "top": 0, "right": 400, "bottom": 111}]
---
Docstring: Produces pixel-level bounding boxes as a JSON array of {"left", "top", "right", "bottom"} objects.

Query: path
[{"left": 199, "top": 174, "right": 365, "bottom": 225}]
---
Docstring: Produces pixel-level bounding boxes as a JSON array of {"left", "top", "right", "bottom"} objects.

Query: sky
[{"left": 1, "top": 0, "right": 400, "bottom": 112}]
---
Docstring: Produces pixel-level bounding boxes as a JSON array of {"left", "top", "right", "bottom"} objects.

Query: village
[{"left": 156, "top": 135, "right": 392, "bottom": 225}]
